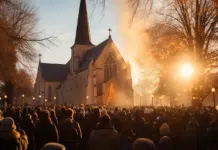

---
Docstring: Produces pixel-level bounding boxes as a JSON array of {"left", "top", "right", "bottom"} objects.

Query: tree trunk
[{"left": 5, "top": 81, "right": 14, "bottom": 105}]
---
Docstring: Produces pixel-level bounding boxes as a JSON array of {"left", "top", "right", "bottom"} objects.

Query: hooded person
[
  {"left": 158, "top": 136, "right": 174, "bottom": 150},
  {"left": 0, "top": 117, "right": 28, "bottom": 150},
  {"left": 58, "top": 108, "right": 82, "bottom": 150},
  {"left": 160, "top": 123, "right": 170, "bottom": 136},
  {"left": 35, "top": 110, "right": 59, "bottom": 150},
  {"left": 180, "top": 117, "right": 200, "bottom": 150},
  {"left": 133, "top": 138, "right": 156, "bottom": 150},
  {"left": 20, "top": 114, "right": 35, "bottom": 150},
  {"left": 40, "top": 143, "right": 66, "bottom": 150},
  {"left": 89, "top": 114, "right": 120, "bottom": 150}
]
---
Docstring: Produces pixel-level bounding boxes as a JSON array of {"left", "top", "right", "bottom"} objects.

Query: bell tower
[{"left": 70, "top": 0, "right": 94, "bottom": 74}]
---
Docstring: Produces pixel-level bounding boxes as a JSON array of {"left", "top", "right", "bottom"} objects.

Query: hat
[
  {"left": 0, "top": 117, "right": 16, "bottom": 131},
  {"left": 159, "top": 136, "right": 173, "bottom": 150},
  {"left": 133, "top": 138, "right": 156, "bottom": 150},
  {"left": 41, "top": 143, "right": 66, "bottom": 150},
  {"left": 159, "top": 123, "right": 170, "bottom": 135}
]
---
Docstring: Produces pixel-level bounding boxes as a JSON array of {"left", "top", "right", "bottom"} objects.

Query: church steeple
[{"left": 75, "top": 0, "right": 92, "bottom": 45}]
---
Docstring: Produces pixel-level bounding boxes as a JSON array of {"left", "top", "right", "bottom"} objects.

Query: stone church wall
[{"left": 70, "top": 44, "right": 94, "bottom": 73}]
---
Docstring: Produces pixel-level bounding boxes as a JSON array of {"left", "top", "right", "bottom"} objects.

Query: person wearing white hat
[{"left": 0, "top": 117, "right": 28, "bottom": 150}]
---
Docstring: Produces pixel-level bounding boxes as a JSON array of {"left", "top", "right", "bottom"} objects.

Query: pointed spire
[
  {"left": 39, "top": 53, "right": 42, "bottom": 63},
  {"left": 75, "top": 0, "right": 92, "bottom": 45}
]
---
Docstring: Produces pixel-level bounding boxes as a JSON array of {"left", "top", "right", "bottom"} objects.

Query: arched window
[
  {"left": 104, "top": 55, "right": 117, "bottom": 82},
  {"left": 48, "top": 85, "right": 52, "bottom": 101}
]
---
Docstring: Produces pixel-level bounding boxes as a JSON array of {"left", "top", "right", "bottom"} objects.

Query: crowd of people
[{"left": 0, "top": 104, "right": 217, "bottom": 150}]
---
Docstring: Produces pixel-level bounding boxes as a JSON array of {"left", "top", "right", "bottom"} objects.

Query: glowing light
[
  {"left": 216, "top": 106, "right": 218, "bottom": 110},
  {"left": 130, "top": 61, "right": 141, "bottom": 85},
  {"left": 211, "top": 88, "right": 216, "bottom": 92},
  {"left": 180, "top": 63, "right": 194, "bottom": 78}
]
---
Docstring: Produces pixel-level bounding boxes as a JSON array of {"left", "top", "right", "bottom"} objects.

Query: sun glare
[
  {"left": 130, "top": 61, "right": 141, "bottom": 85},
  {"left": 180, "top": 63, "right": 194, "bottom": 78}
]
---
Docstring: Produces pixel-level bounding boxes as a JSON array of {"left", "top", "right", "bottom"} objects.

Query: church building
[{"left": 34, "top": 0, "right": 133, "bottom": 106}]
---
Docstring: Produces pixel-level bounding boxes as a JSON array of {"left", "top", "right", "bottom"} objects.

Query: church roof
[
  {"left": 78, "top": 38, "right": 112, "bottom": 72},
  {"left": 40, "top": 63, "right": 68, "bottom": 82},
  {"left": 75, "top": 0, "right": 93, "bottom": 45}
]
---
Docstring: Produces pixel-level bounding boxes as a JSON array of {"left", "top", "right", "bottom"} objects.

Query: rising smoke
[{"left": 114, "top": 0, "right": 158, "bottom": 100}]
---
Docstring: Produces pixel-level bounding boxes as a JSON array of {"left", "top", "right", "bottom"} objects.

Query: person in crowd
[
  {"left": 89, "top": 114, "right": 120, "bottom": 150},
  {"left": 20, "top": 114, "right": 35, "bottom": 150},
  {"left": 180, "top": 116, "right": 200, "bottom": 150},
  {"left": 132, "top": 110, "right": 147, "bottom": 138},
  {"left": 0, "top": 110, "right": 3, "bottom": 120},
  {"left": 159, "top": 123, "right": 171, "bottom": 137},
  {"left": 58, "top": 108, "right": 82, "bottom": 150},
  {"left": 80, "top": 108, "right": 101, "bottom": 150},
  {"left": 35, "top": 110, "right": 59, "bottom": 150},
  {"left": 158, "top": 136, "right": 174, "bottom": 150},
  {"left": 120, "top": 127, "right": 135, "bottom": 150},
  {"left": 32, "top": 112, "right": 39, "bottom": 125},
  {"left": 41, "top": 143, "right": 66, "bottom": 150},
  {"left": 0, "top": 117, "right": 28, "bottom": 150},
  {"left": 50, "top": 110, "right": 58, "bottom": 127},
  {"left": 206, "top": 111, "right": 218, "bottom": 150},
  {"left": 133, "top": 138, "right": 156, "bottom": 150}
]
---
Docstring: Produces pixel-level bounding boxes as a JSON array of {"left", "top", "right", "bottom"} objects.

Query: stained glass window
[{"left": 104, "top": 55, "right": 117, "bottom": 82}]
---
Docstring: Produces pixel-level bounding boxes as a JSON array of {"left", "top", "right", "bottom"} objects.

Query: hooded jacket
[{"left": 89, "top": 125, "right": 119, "bottom": 150}]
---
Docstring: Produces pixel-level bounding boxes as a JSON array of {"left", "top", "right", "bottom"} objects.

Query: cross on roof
[{"left": 108, "top": 28, "right": 112, "bottom": 38}]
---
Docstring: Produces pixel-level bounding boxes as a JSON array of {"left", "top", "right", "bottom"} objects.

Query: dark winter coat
[
  {"left": 89, "top": 125, "right": 119, "bottom": 150},
  {"left": 0, "top": 130, "right": 28, "bottom": 150},
  {"left": 20, "top": 119, "right": 35, "bottom": 150},
  {"left": 58, "top": 118, "right": 82, "bottom": 150},
  {"left": 34, "top": 121, "right": 59, "bottom": 150}
]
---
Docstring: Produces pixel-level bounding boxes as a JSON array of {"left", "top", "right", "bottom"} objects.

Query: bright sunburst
[{"left": 180, "top": 63, "right": 194, "bottom": 78}]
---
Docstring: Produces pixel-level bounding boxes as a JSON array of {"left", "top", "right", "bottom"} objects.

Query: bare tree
[
  {"left": 0, "top": 0, "right": 56, "bottom": 104},
  {"left": 147, "top": 0, "right": 218, "bottom": 106}
]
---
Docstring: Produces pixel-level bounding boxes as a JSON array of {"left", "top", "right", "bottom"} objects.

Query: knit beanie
[{"left": 159, "top": 123, "right": 170, "bottom": 135}]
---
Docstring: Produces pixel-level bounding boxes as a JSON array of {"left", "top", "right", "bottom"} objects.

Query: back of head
[
  {"left": 133, "top": 138, "right": 156, "bottom": 150},
  {"left": 100, "top": 114, "right": 111, "bottom": 125},
  {"left": 160, "top": 123, "right": 170, "bottom": 135},
  {"left": 50, "top": 110, "right": 56, "bottom": 117},
  {"left": 65, "top": 108, "right": 74, "bottom": 118},
  {"left": 41, "top": 143, "right": 66, "bottom": 150},
  {"left": 39, "top": 110, "right": 51, "bottom": 124},
  {"left": 0, "top": 117, "right": 16, "bottom": 132},
  {"left": 92, "top": 108, "right": 101, "bottom": 119},
  {"left": 159, "top": 136, "right": 173, "bottom": 150},
  {"left": 24, "top": 114, "right": 32, "bottom": 121}
]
